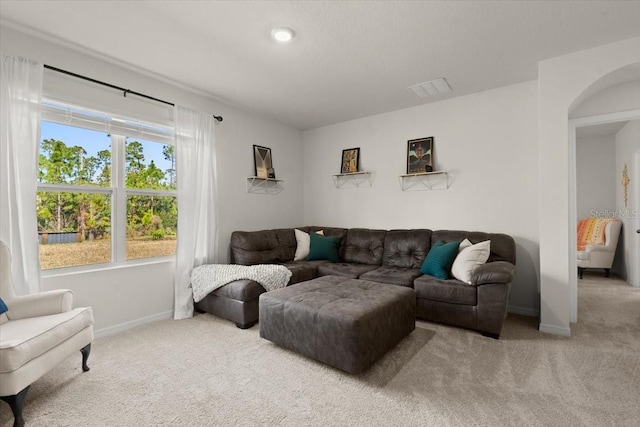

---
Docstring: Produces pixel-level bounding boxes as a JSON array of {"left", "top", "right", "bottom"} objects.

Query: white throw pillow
[
  {"left": 451, "top": 239, "right": 491, "bottom": 284},
  {"left": 294, "top": 229, "right": 324, "bottom": 261}
]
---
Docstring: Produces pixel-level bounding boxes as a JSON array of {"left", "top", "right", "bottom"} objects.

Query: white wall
[
  {"left": 575, "top": 135, "right": 616, "bottom": 220},
  {"left": 303, "top": 81, "right": 540, "bottom": 316},
  {"left": 614, "top": 120, "right": 640, "bottom": 283},
  {"left": 1, "top": 25, "right": 304, "bottom": 334},
  {"left": 538, "top": 36, "right": 640, "bottom": 336}
]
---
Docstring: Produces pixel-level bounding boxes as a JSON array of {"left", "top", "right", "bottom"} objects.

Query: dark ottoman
[{"left": 259, "top": 275, "right": 416, "bottom": 374}]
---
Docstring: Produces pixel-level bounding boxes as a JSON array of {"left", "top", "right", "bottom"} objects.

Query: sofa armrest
[
  {"left": 6, "top": 289, "right": 74, "bottom": 320},
  {"left": 584, "top": 244, "right": 613, "bottom": 253},
  {"left": 471, "top": 261, "right": 515, "bottom": 286}
]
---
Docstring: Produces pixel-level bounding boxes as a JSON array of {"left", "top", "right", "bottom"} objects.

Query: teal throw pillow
[
  {"left": 420, "top": 240, "right": 461, "bottom": 279},
  {"left": 0, "top": 297, "right": 7, "bottom": 315},
  {"left": 307, "top": 233, "right": 341, "bottom": 263}
]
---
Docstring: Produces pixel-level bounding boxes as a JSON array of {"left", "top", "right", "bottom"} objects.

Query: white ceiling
[
  {"left": 576, "top": 121, "right": 629, "bottom": 138},
  {"left": 1, "top": 1, "right": 639, "bottom": 130}
]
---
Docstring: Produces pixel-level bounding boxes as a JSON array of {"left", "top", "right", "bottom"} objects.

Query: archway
[{"left": 538, "top": 37, "right": 640, "bottom": 336}]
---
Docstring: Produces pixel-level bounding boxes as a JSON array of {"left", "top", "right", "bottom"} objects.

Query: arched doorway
[{"left": 538, "top": 37, "right": 640, "bottom": 336}]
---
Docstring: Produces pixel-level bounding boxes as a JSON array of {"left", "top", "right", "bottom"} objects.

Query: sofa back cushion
[
  {"left": 431, "top": 230, "right": 516, "bottom": 264},
  {"left": 309, "top": 226, "right": 348, "bottom": 257},
  {"left": 231, "top": 228, "right": 298, "bottom": 265},
  {"left": 382, "top": 229, "right": 432, "bottom": 268},
  {"left": 342, "top": 228, "right": 387, "bottom": 265},
  {"left": 308, "top": 226, "right": 345, "bottom": 237}
]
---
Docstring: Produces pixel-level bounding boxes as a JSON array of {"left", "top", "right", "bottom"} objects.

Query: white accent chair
[
  {"left": 0, "top": 241, "right": 94, "bottom": 427},
  {"left": 577, "top": 220, "right": 622, "bottom": 279}
]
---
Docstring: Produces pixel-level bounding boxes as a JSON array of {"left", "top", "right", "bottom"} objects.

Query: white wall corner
[
  {"left": 507, "top": 305, "right": 540, "bottom": 317},
  {"left": 539, "top": 323, "right": 571, "bottom": 337}
]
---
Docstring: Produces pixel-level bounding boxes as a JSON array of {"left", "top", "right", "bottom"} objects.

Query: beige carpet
[{"left": 2, "top": 275, "right": 639, "bottom": 426}]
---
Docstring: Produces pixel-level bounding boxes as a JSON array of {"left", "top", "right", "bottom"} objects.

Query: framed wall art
[
  {"left": 341, "top": 147, "right": 360, "bottom": 174},
  {"left": 407, "top": 137, "right": 433, "bottom": 174},
  {"left": 253, "top": 145, "right": 275, "bottom": 179}
]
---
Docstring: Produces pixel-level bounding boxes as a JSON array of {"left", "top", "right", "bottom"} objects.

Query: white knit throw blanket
[{"left": 191, "top": 264, "right": 292, "bottom": 303}]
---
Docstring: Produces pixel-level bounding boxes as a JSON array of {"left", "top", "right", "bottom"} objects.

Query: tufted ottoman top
[
  {"left": 270, "top": 275, "right": 411, "bottom": 313},
  {"left": 259, "top": 275, "right": 416, "bottom": 373}
]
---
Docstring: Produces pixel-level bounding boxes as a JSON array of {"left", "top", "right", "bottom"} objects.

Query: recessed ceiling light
[{"left": 271, "top": 27, "right": 295, "bottom": 43}]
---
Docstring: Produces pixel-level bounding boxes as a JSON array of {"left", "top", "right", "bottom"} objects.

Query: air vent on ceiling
[{"left": 407, "top": 78, "right": 452, "bottom": 98}]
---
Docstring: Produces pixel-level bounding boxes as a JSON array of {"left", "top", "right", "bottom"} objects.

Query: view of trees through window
[{"left": 38, "top": 121, "right": 177, "bottom": 269}]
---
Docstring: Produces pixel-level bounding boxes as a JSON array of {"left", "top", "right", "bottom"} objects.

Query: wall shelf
[
  {"left": 332, "top": 171, "right": 373, "bottom": 188},
  {"left": 398, "top": 171, "right": 449, "bottom": 191},
  {"left": 246, "top": 177, "right": 284, "bottom": 195}
]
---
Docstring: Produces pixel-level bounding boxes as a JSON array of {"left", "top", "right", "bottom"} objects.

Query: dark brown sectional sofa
[{"left": 195, "top": 226, "right": 516, "bottom": 338}]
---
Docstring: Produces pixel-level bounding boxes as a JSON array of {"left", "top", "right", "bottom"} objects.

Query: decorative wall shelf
[
  {"left": 398, "top": 171, "right": 449, "bottom": 191},
  {"left": 246, "top": 177, "right": 284, "bottom": 195},
  {"left": 331, "top": 171, "right": 373, "bottom": 189}
]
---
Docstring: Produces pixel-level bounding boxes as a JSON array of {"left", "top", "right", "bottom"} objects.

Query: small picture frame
[
  {"left": 253, "top": 145, "right": 274, "bottom": 179},
  {"left": 407, "top": 137, "right": 433, "bottom": 174},
  {"left": 341, "top": 147, "right": 360, "bottom": 174}
]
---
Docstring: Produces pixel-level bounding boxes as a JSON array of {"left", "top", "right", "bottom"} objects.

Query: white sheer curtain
[
  {"left": 173, "top": 105, "right": 218, "bottom": 319},
  {"left": 0, "top": 53, "right": 43, "bottom": 295}
]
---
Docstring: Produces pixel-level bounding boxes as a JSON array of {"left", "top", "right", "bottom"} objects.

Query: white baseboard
[
  {"left": 94, "top": 310, "right": 173, "bottom": 339},
  {"left": 507, "top": 305, "right": 539, "bottom": 317},
  {"left": 539, "top": 323, "right": 571, "bottom": 337}
]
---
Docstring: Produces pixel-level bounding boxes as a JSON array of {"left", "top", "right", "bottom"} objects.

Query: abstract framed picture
[
  {"left": 341, "top": 147, "right": 360, "bottom": 174},
  {"left": 407, "top": 137, "right": 433, "bottom": 174},
  {"left": 253, "top": 145, "right": 274, "bottom": 179}
]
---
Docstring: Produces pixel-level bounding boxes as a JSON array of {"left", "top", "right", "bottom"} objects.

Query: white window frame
[{"left": 38, "top": 100, "right": 176, "bottom": 272}]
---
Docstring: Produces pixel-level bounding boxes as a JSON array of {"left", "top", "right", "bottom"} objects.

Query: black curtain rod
[{"left": 44, "top": 64, "right": 223, "bottom": 122}]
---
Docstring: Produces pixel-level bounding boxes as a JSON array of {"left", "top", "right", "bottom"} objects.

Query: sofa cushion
[
  {"left": 359, "top": 266, "right": 422, "bottom": 287},
  {"left": 382, "top": 229, "right": 432, "bottom": 268},
  {"left": 294, "top": 229, "right": 324, "bottom": 261},
  {"left": 230, "top": 230, "right": 282, "bottom": 265},
  {"left": 229, "top": 228, "right": 299, "bottom": 265},
  {"left": 317, "top": 263, "right": 380, "bottom": 279},
  {"left": 420, "top": 241, "right": 460, "bottom": 279},
  {"left": 272, "top": 228, "right": 299, "bottom": 261},
  {"left": 342, "top": 228, "right": 387, "bottom": 265},
  {"left": 451, "top": 239, "right": 491, "bottom": 284},
  {"left": 432, "top": 230, "right": 515, "bottom": 264},
  {"left": 283, "top": 260, "right": 328, "bottom": 284},
  {"left": 414, "top": 276, "right": 477, "bottom": 306},
  {"left": 0, "top": 307, "right": 94, "bottom": 373},
  {"left": 211, "top": 280, "right": 266, "bottom": 301},
  {"left": 308, "top": 234, "right": 342, "bottom": 262}
]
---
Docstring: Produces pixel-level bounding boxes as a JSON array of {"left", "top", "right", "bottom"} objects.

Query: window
[
  {"left": 37, "top": 101, "right": 176, "bottom": 270},
  {"left": 124, "top": 138, "right": 177, "bottom": 261}
]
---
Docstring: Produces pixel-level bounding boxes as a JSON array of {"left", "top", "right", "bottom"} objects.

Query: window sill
[{"left": 41, "top": 256, "right": 175, "bottom": 279}]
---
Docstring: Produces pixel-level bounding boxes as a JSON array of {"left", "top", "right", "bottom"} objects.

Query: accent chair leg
[
  {"left": 81, "top": 343, "right": 91, "bottom": 372},
  {"left": 480, "top": 331, "right": 500, "bottom": 340},
  {"left": 604, "top": 268, "right": 610, "bottom": 278},
  {"left": 0, "top": 385, "right": 30, "bottom": 427},
  {"left": 578, "top": 267, "right": 584, "bottom": 279},
  {"left": 235, "top": 321, "right": 257, "bottom": 329}
]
